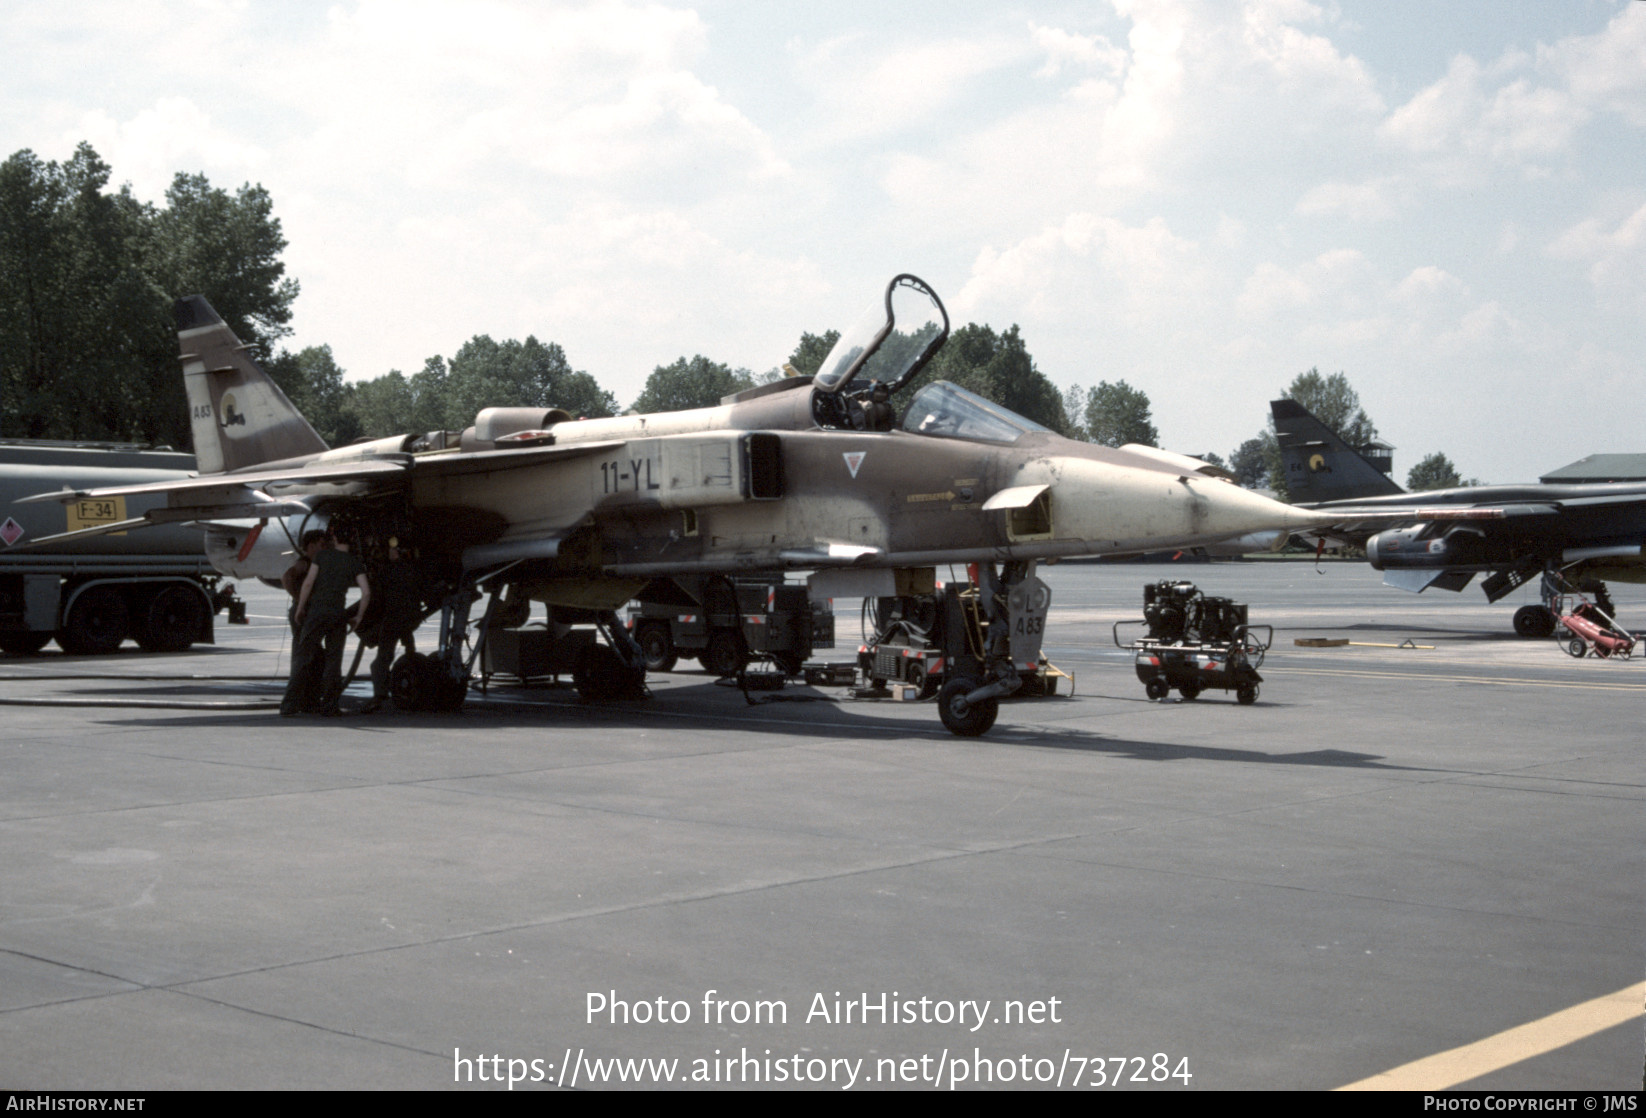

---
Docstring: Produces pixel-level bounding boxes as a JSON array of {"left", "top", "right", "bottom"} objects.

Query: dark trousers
[
  {"left": 283, "top": 609, "right": 349, "bottom": 714},
  {"left": 370, "top": 626, "right": 418, "bottom": 699}
]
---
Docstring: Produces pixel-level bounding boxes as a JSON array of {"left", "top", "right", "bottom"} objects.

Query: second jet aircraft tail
[{"left": 1271, "top": 398, "right": 1404, "bottom": 503}]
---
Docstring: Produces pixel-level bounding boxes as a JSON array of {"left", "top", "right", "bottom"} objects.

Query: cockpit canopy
[{"left": 811, "top": 274, "right": 950, "bottom": 430}]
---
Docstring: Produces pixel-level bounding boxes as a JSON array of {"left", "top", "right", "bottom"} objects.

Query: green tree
[
  {"left": 147, "top": 172, "right": 298, "bottom": 354},
  {"left": 1259, "top": 368, "right": 1381, "bottom": 498},
  {"left": 787, "top": 330, "right": 840, "bottom": 378},
  {"left": 1061, "top": 383, "right": 1090, "bottom": 441},
  {"left": 0, "top": 144, "right": 299, "bottom": 448},
  {"left": 407, "top": 356, "right": 451, "bottom": 434},
  {"left": 915, "top": 323, "right": 1072, "bottom": 435},
  {"left": 1407, "top": 452, "right": 1466, "bottom": 491},
  {"left": 1280, "top": 368, "right": 1377, "bottom": 447},
  {"left": 345, "top": 369, "right": 418, "bottom": 439},
  {"left": 0, "top": 145, "right": 162, "bottom": 441},
  {"left": 630, "top": 355, "right": 752, "bottom": 414},
  {"left": 1229, "top": 437, "right": 1270, "bottom": 489},
  {"left": 441, "top": 335, "right": 616, "bottom": 428},
  {"left": 1084, "top": 380, "right": 1158, "bottom": 448},
  {"left": 266, "top": 344, "right": 358, "bottom": 446}
]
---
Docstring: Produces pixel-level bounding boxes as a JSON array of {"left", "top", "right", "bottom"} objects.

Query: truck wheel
[
  {"left": 1236, "top": 683, "right": 1260, "bottom": 705},
  {"left": 1144, "top": 678, "right": 1169, "bottom": 701},
  {"left": 772, "top": 651, "right": 804, "bottom": 676},
  {"left": 636, "top": 624, "right": 678, "bottom": 672},
  {"left": 0, "top": 632, "right": 51, "bottom": 655},
  {"left": 1513, "top": 605, "right": 1555, "bottom": 639},
  {"left": 136, "top": 585, "right": 207, "bottom": 652},
  {"left": 1178, "top": 682, "right": 1202, "bottom": 700},
  {"left": 60, "top": 588, "right": 128, "bottom": 655},
  {"left": 703, "top": 630, "right": 749, "bottom": 677},
  {"left": 574, "top": 644, "right": 645, "bottom": 701},
  {"left": 938, "top": 677, "right": 998, "bottom": 737}
]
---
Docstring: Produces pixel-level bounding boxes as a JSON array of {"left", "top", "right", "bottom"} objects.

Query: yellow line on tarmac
[
  {"left": 1271, "top": 666, "right": 1646, "bottom": 692},
  {"left": 1336, "top": 981, "right": 1645, "bottom": 1090}
]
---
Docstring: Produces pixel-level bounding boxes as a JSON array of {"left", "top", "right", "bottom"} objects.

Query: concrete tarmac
[{"left": 1, "top": 561, "right": 1640, "bottom": 1091}]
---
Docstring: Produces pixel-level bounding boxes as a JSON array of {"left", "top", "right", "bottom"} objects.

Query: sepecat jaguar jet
[{"left": 24, "top": 275, "right": 1336, "bottom": 732}]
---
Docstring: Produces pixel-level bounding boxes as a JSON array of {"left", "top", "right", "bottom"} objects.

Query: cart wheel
[
  {"left": 1565, "top": 638, "right": 1587, "bottom": 659},
  {"left": 1236, "top": 683, "right": 1259, "bottom": 705},
  {"left": 1593, "top": 643, "right": 1611, "bottom": 659},
  {"left": 1144, "top": 678, "right": 1169, "bottom": 701},
  {"left": 1178, "top": 682, "right": 1201, "bottom": 701},
  {"left": 938, "top": 677, "right": 998, "bottom": 737}
]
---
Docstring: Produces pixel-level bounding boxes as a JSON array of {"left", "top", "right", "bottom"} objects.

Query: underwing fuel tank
[{"left": 1366, "top": 526, "right": 1484, "bottom": 570}]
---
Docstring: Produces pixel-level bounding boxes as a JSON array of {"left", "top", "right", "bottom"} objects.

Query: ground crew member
[
  {"left": 362, "top": 539, "right": 425, "bottom": 713},
  {"left": 281, "top": 530, "right": 327, "bottom": 636},
  {"left": 283, "top": 531, "right": 370, "bottom": 717}
]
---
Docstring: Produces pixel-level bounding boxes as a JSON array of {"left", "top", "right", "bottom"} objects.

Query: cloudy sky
[{"left": 5, "top": 0, "right": 1643, "bottom": 483}]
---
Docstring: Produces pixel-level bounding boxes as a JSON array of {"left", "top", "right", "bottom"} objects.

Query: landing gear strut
[{"left": 934, "top": 560, "right": 1049, "bottom": 738}]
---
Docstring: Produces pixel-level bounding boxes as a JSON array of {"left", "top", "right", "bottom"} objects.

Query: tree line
[{"left": 1, "top": 143, "right": 1473, "bottom": 492}]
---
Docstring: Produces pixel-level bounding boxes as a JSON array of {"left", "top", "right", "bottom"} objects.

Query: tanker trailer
[{"left": 0, "top": 440, "right": 231, "bottom": 655}]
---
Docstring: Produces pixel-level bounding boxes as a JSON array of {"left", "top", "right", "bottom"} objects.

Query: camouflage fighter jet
[{"left": 24, "top": 275, "right": 1336, "bottom": 732}]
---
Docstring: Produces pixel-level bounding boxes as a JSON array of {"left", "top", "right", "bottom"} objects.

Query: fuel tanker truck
[{"left": 0, "top": 440, "right": 237, "bottom": 655}]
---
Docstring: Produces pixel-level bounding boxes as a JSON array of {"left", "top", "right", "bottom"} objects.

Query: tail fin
[
  {"left": 176, "top": 296, "right": 328, "bottom": 474},
  {"left": 1271, "top": 398, "right": 1403, "bottom": 502}
]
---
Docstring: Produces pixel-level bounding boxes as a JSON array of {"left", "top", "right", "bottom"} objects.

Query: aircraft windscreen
[{"left": 901, "top": 382, "right": 1049, "bottom": 443}]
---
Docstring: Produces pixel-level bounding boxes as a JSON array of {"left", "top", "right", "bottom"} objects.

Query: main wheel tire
[
  {"left": 1513, "top": 605, "right": 1555, "bottom": 639},
  {"left": 59, "top": 587, "right": 128, "bottom": 655},
  {"left": 135, "top": 585, "right": 208, "bottom": 652},
  {"left": 573, "top": 644, "right": 645, "bottom": 702},
  {"left": 427, "top": 658, "right": 470, "bottom": 712},
  {"left": 390, "top": 653, "right": 430, "bottom": 711},
  {"left": 0, "top": 632, "right": 51, "bottom": 656},
  {"left": 938, "top": 676, "right": 998, "bottom": 737},
  {"left": 703, "top": 629, "right": 749, "bottom": 677},
  {"left": 1565, "top": 638, "right": 1587, "bottom": 659},
  {"left": 636, "top": 624, "right": 678, "bottom": 672},
  {"left": 1144, "top": 678, "right": 1170, "bottom": 701}
]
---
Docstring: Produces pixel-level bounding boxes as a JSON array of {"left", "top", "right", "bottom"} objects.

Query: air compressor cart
[
  {"left": 1113, "top": 580, "right": 1272, "bottom": 704},
  {"left": 1550, "top": 591, "right": 1636, "bottom": 659}
]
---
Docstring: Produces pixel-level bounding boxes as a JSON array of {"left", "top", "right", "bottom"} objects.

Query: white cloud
[
  {"left": 1547, "top": 200, "right": 1646, "bottom": 310},
  {"left": 1296, "top": 178, "right": 1399, "bottom": 220},
  {"left": 1029, "top": 23, "right": 1127, "bottom": 79},
  {"left": 1379, "top": 6, "right": 1646, "bottom": 178},
  {"left": 956, "top": 213, "right": 1205, "bottom": 327},
  {"left": 73, "top": 99, "right": 271, "bottom": 200}
]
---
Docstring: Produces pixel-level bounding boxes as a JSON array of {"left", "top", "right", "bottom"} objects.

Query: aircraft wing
[{"left": 15, "top": 441, "right": 626, "bottom": 550}]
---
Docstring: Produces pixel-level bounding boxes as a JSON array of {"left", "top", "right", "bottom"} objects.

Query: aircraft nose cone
[{"left": 1047, "top": 457, "right": 1330, "bottom": 552}]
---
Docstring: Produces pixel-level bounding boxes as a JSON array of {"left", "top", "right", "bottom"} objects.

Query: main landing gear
[{"left": 385, "top": 576, "right": 647, "bottom": 713}]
